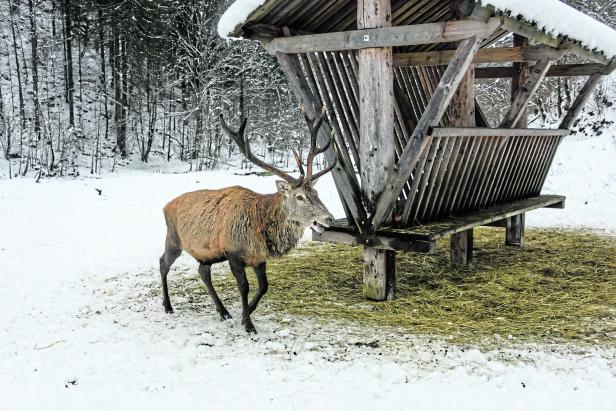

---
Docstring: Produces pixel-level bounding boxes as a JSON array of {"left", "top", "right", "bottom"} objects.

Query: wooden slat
[
  {"left": 371, "top": 35, "right": 485, "bottom": 230},
  {"left": 264, "top": 17, "right": 503, "bottom": 54},
  {"left": 276, "top": 51, "right": 367, "bottom": 230}
]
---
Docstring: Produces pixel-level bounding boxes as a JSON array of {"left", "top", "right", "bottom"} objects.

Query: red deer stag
[{"left": 159, "top": 111, "right": 336, "bottom": 333}]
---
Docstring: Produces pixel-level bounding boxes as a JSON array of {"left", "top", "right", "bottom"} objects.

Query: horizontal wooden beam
[
  {"left": 312, "top": 230, "right": 435, "bottom": 253},
  {"left": 476, "top": 63, "right": 611, "bottom": 78},
  {"left": 263, "top": 17, "right": 502, "bottom": 54},
  {"left": 394, "top": 45, "right": 561, "bottom": 67},
  {"left": 429, "top": 127, "right": 569, "bottom": 137}
]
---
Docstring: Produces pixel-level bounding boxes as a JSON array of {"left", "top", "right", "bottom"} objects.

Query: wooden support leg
[
  {"left": 506, "top": 213, "right": 525, "bottom": 246},
  {"left": 363, "top": 247, "right": 395, "bottom": 301},
  {"left": 450, "top": 229, "right": 473, "bottom": 265}
]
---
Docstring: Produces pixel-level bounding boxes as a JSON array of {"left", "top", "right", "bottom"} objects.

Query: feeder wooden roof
[{"left": 219, "top": 0, "right": 616, "bottom": 64}]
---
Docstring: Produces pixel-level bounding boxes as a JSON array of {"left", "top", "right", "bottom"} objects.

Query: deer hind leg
[
  {"left": 159, "top": 226, "right": 182, "bottom": 314},
  {"left": 198, "top": 262, "right": 232, "bottom": 320},
  {"left": 248, "top": 262, "right": 268, "bottom": 315},
  {"left": 228, "top": 255, "right": 256, "bottom": 333}
]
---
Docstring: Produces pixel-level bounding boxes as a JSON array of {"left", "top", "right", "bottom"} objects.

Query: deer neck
[{"left": 258, "top": 193, "right": 303, "bottom": 258}]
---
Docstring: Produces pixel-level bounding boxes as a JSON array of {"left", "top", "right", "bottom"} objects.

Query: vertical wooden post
[
  {"left": 449, "top": 3, "right": 475, "bottom": 266},
  {"left": 506, "top": 213, "right": 525, "bottom": 246},
  {"left": 358, "top": 0, "right": 395, "bottom": 209},
  {"left": 512, "top": 34, "right": 530, "bottom": 128},
  {"left": 451, "top": 229, "right": 473, "bottom": 265},
  {"left": 450, "top": 2, "right": 476, "bottom": 128},
  {"left": 358, "top": 0, "right": 396, "bottom": 300},
  {"left": 363, "top": 247, "right": 396, "bottom": 301}
]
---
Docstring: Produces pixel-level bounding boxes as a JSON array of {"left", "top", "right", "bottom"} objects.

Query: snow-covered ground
[{"left": 1, "top": 136, "right": 616, "bottom": 410}]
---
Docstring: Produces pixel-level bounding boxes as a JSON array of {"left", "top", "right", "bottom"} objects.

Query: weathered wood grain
[
  {"left": 363, "top": 247, "right": 396, "bottom": 301},
  {"left": 394, "top": 45, "right": 561, "bottom": 67},
  {"left": 512, "top": 34, "right": 531, "bottom": 128},
  {"left": 476, "top": 63, "right": 611, "bottom": 79},
  {"left": 450, "top": 229, "right": 473, "bottom": 265},
  {"left": 506, "top": 213, "right": 525, "bottom": 246},
  {"left": 500, "top": 57, "right": 554, "bottom": 128},
  {"left": 319, "top": 195, "right": 565, "bottom": 242},
  {"left": 311, "top": 230, "right": 435, "bottom": 253},
  {"left": 264, "top": 17, "right": 503, "bottom": 54},
  {"left": 559, "top": 73, "right": 602, "bottom": 129}
]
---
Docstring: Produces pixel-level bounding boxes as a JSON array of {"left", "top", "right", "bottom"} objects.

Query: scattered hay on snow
[{"left": 169, "top": 228, "right": 616, "bottom": 345}]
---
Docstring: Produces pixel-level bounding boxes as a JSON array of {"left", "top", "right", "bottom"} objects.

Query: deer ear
[{"left": 276, "top": 180, "right": 292, "bottom": 196}]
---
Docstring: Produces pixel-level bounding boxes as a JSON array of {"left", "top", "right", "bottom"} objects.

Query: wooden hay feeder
[{"left": 220, "top": 0, "right": 616, "bottom": 300}]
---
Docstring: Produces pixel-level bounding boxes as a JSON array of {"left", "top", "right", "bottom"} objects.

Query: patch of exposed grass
[{"left": 194, "top": 228, "right": 616, "bottom": 345}]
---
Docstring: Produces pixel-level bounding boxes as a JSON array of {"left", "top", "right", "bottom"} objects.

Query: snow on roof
[
  {"left": 482, "top": 0, "right": 616, "bottom": 58},
  {"left": 217, "top": 0, "right": 266, "bottom": 40},
  {"left": 218, "top": 0, "right": 616, "bottom": 58}
]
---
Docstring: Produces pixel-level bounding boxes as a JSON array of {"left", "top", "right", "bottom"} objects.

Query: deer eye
[{"left": 296, "top": 195, "right": 305, "bottom": 201}]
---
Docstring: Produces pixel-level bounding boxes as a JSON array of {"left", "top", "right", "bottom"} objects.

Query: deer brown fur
[
  {"left": 164, "top": 186, "right": 305, "bottom": 267},
  {"left": 159, "top": 110, "right": 336, "bottom": 333}
]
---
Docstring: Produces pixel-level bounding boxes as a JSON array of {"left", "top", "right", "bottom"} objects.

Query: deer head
[{"left": 220, "top": 109, "right": 337, "bottom": 233}]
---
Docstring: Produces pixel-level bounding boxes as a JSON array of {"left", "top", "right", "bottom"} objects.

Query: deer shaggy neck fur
[{"left": 164, "top": 186, "right": 304, "bottom": 267}]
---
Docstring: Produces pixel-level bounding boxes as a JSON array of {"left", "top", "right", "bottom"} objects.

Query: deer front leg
[{"left": 228, "top": 255, "right": 256, "bottom": 333}]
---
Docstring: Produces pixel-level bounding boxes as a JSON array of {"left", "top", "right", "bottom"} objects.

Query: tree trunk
[
  {"left": 63, "top": 0, "right": 75, "bottom": 127},
  {"left": 28, "top": 0, "right": 42, "bottom": 141},
  {"left": 8, "top": 0, "right": 26, "bottom": 135},
  {"left": 98, "top": 8, "right": 109, "bottom": 142}
]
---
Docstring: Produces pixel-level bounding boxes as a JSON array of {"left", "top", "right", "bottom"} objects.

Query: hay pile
[{"left": 201, "top": 228, "right": 616, "bottom": 344}]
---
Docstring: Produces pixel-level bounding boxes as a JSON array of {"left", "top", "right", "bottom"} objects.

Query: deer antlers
[{"left": 219, "top": 108, "right": 337, "bottom": 186}]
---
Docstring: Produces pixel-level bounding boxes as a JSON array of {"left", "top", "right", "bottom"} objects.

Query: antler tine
[
  {"left": 310, "top": 145, "right": 338, "bottom": 183},
  {"left": 292, "top": 148, "right": 305, "bottom": 182},
  {"left": 305, "top": 108, "right": 326, "bottom": 179},
  {"left": 219, "top": 114, "right": 299, "bottom": 185},
  {"left": 314, "top": 129, "right": 333, "bottom": 156}
]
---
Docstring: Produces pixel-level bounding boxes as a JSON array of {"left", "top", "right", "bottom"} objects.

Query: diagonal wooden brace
[{"left": 500, "top": 54, "right": 564, "bottom": 128}]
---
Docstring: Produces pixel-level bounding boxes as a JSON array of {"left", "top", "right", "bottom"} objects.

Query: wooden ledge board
[{"left": 314, "top": 195, "right": 565, "bottom": 249}]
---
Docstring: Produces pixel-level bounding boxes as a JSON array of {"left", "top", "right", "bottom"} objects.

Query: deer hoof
[
  {"left": 163, "top": 301, "right": 174, "bottom": 314},
  {"left": 219, "top": 310, "right": 232, "bottom": 320},
  {"left": 243, "top": 321, "right": 257, "bottom": 334}
]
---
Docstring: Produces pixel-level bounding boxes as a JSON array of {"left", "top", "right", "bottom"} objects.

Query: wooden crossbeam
[
  {"left": 394, "top": 45, "right": 561, "bottom": 67},
  {"left": 476, "top": 63, "right": 612, "bottom": 78},
  {"left": 370, "top": 36, "right": 485, "bottom": 230},
  {"left": 500, "top": 57, "right": 555, "bottom": 128},
  {"left": 263, "top": 17, "right": 502, "bottom": 54},
  {"left": 275, "top": 51, "right": 368, "bottom": 231}
]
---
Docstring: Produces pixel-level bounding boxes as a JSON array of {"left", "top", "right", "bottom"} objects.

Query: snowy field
[{"left": 1, "top": 136, "right": 616, "bottom": 410}]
